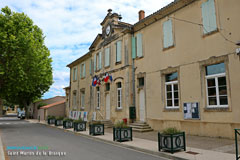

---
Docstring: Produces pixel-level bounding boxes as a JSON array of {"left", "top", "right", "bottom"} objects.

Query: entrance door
[
  {"left": 139, "top": 89, "right": 145, "bottom": 122},
  {"left": 105, "top": 94, "right": 110, "bottom": 120}
]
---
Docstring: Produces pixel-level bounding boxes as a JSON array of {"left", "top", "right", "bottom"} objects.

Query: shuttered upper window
[
  {"left": 116, "top": 41, "right": 122, "bottom": 63},
  {"left": 105, "top": 47, "right": 110, "bottom": 67},
  {"left": 201, "top": 0, "right": 217, "bottom": 34},
  {"left": 97, "top": 52, "right": 102, "bottom": 70},
  {"left": 80, "top": 63, "right": 85, "bottom": 78},
  {"left": 163, "top": 19, "right": 174, "bottom": 49},
  {"left": 131, "top": 33, "right": 143, "bottom": 59}
]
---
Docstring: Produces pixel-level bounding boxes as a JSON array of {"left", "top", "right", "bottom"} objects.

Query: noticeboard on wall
[{"left": 183, "top": 102, "right": 200, "bottom": 119}]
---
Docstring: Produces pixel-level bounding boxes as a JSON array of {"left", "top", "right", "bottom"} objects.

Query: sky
[{"left": 0, "top": 0, "right": 174, "bottom": 99}]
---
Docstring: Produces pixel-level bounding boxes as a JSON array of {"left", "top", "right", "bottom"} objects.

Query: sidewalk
[{"left": 28, "top": 119, "right": 237, "bottom": 160}]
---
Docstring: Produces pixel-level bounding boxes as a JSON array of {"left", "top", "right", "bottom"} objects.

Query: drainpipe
[{"left": 132, "top": 59, "right": 136, "bottom": 108}]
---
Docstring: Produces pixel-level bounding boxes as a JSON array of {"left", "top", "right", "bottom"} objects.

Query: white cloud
[{"left": 0, "top": 0, "right": 174, "bottom": 99}]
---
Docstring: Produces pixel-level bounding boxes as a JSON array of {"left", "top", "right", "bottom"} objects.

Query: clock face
[{"left": 106, "top": 25, "right": 110, "bottom": 35}]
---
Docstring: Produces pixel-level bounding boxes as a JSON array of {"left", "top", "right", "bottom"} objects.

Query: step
[
  {"left": 132, "top": 128, "right": 154, "bottom": 132},
  {"left": 128, "top": 125, "right": 152, "bottom": 129}
]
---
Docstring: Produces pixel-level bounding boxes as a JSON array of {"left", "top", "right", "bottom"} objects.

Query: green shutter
[
  {"left": 136, "top": 33, "right": 143, "bottom": 57},
  {"left": 94, "top": 54, "right": 96, "bottom": 71},
  {"left": 89, "top": 59, "right": 92, "bottom": 75},
  {"left": 99, "top": 52, "right": 102, "bottom": 69},
  {"left": 202, "top": 0, "right": 217, "bottom": 34},
  {"left": 80, "top": 64, "right": 82, "bottom": 78},
  {"left": 163, "top": 20, "right": 173, "bottom": 48},
  {"left": 105, "top": 48, "right": 110, "bottom": 67},
  {"left": 116, "top": 41, "right": 122, "bottom": 62},
  {"left": 131, "top": 36, "right": 136, "bottom": 59},
  {"left": 83, "top": 63, "right": 86, "bottom": 77}
]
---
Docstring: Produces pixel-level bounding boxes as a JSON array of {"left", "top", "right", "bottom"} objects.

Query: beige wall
[{"left": 133, "top": 0, "right": 240, "bottom": 138}]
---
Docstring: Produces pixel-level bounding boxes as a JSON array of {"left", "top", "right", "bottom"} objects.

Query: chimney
[{"left": 139, "top": 10, "right": 145, "bottom": 21}]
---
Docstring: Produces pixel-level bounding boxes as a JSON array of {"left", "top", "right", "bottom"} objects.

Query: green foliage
[
  {"left": 73, "top": 118, "right": 84, "bottom": 123},
  {"left": 47, "top": 115, "right": 55, "bottom": 119},
  {"left": 63, "top": 118, "right": 73, "bottom": 122},
  {"left": 55, "top": 116, "right": 64, "bottom": 120},
  {"left": 162, "top": 127, "right": 182, "bottom": 135},
  {"left": 114, "top": 121, "right": 128, "bottom": 128},
  {"left": 90, "top": 121, "right": 102, "bottom": 125},
  {"left": 37, "top": 102, "right": 47, "bottom": 109},
  {"left": 0, "top": 6, "right": 53, "bottom": 112}
]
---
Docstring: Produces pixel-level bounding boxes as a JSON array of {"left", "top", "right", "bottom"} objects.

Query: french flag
[
  {"left": 92, "top": 76, "right": 98, "bottom": 86},
  {"left": 104, "top": 73, "right": 113, "bottom": 82}
]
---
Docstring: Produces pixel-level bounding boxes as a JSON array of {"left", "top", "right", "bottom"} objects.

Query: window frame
[
  {"left": 117, "top": 82, "right": 122, "bottom": 109},
  {"left": 73, "top": 67, "right": 77, "bottom": 81},
  {"left": 80, "top": 91, "right": 85, "bottom": 109},
  {"left": 165, "top": 80, "right": 179, "bottom": 109},
  {"left": 96, "top": 87, "right": 100, "bottom": 109},
  {"left": 116, "top": 40, "right": 122, "bottom": 63},
  {"left": 205, "top": 72, "right": 228, "bottom": 108}
]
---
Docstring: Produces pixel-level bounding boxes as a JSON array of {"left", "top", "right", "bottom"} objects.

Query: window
[
  {"left": 73, "top": 67, "right": 77, "bottom": 81},
  {"left": 117, "top": 82, "right": 122, "bottom": 109},
  {"left": 96, "top": 87, "right": 100, "bottom": 109},
  {"left": 105, "top": 47, "right": 110, "bottom": 67},
  {"left": 201, "top": 0, "right": 217, "bottom": 34},
  {"left": 97, "top": 52, "right": 102, "bottom": 70},
  {"left": 94, "top": 54, "right": 96, "bottom": 71},
  {"left": 138, "top": 77, "right": 144, "bottom": 87},
  {"left": 131, "top": 33, "right": 143, "bottom": 59},
  {"left": 163, "top": 19, "right": 174, "bottom": 49},
  {"left": 80, "top": 63, "right": 85, "bottom": 78},
  {"left": 89, "top": 59, "right": 92, "bottom": 75},
  {"left": 105, "top": 83, "right": 110, "bottom": 91},
  {"left": 165, "top": 72, "right": 179, "bottom": 108},
  {"left": 73, "top": 91, "right": 77, "bottom": 109},
  {"left": 116, "top": 41, "right": 122, "bottom": 63},
  {"left": 205, "top": 63, "right": 228, "bottom": 107},
  {"left": 80, "top": 90, "right": 85, "bottom": 109}
]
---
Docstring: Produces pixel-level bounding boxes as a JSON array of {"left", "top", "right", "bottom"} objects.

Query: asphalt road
[{"left": 0, "top": 117, "right": 168, "bottom": 160}]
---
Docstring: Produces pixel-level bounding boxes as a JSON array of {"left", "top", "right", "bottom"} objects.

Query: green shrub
[
  {"left": 47, "top": 115, "right": 55, "bottom": 119},
  {"left": 90, "top": 121, "right": 102, "bottom": 125},
  {"left": 162, "top": 127, "right": 182, "bottom": 135},
  {"left": 55, "top": 116, "right": 64, "bottom": 120},
  {"left": 63, "top": 117, "right": 73, "bottom": 121},
  {"left": 37, "top": 102, "right": 47, "bottom": 109},
  {"left": 73, "top": 118, "right": 84, "bottom": 123},
  {"left": 114, "top": 121, "right": 128, "bottom": 128}
]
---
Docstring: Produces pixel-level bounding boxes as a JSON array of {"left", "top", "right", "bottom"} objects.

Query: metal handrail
[{"left": 235, "top": 129, "right": 240, "bottom": 160}]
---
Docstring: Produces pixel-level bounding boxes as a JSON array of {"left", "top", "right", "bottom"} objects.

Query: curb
[
  {"left": 31, "top": 121, "right": 187, "bottom": 160},
  {"left": 0, "top": 132, "right": 5, "bottom": 160}
]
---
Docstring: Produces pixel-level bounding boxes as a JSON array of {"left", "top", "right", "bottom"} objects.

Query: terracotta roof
[{"left": 40, "top": 100, "right": 65, "bottom": 109}]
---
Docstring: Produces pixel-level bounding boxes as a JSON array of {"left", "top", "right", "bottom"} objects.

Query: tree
[{"left": 0, "top": 7, "right": 53, "bottom": 117}]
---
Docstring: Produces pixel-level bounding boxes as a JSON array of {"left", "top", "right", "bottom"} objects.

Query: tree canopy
[{"left": 0, "top": 6, "right": 53, "bottom": 108}]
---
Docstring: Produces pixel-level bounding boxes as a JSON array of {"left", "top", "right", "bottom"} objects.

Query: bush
[
  {"left": 114, "top": 121, "right": 128, "bottom": 128},
  {"left": 47, "top": 115, "right": 55, "bottom": 119},
  {"left": 90, "top": 121, "right": 102, "bottom": 125},
  {"left": 63, "top": 117, "right": 73, "bottom": 121},
  {"left": 162, "top": 127, "right": 182, "bottom": 135},
  {"left": 73, "top": 118, "right": 84, "bottom": 123},
  {"left": 38, "top": 102, "right": 47, "bottom": 109},
  {"left": 55, "top": 116, "right": 64, "bottom": 120}
]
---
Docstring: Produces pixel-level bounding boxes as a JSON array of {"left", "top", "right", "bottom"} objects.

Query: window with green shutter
[
  {"left": 89, "top": 59, "right": 92, "bottom": 75},
  {"left": 201, "top": 0, "right": 217, "bottom": 34},
  {"left": 82, "top": 63, "right": 85, "bottom": 78},
  {"left": 73, "top": 67, "right": 77, "bottom": 81},
  {"left": 163, "top": 19, "right": 174, "bottom": 49},
  {"left": 105, "top": 47, "right": 110, "bottom": 67},
  {"left": 131, "top": 36, "right": 136, "bottom": 59},
  {"left": 98, "top": 52, "right": 102, "bottom": 70},
  {"left": 94, "top": 54, "right": 96, "bottom": 72},
  {"left": 116, "top": 41, "right": 122, "bottom": 63},
  {"left": 136, "top": 33, "right": 143, "bottom": 57}
]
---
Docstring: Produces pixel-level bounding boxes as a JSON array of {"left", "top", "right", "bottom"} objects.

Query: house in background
[
  {"left": 28, "top": 96, "right": 65, "bottom": 119},
  {"left": 38, "top": 100, "right": 66, "bottom": 120}
]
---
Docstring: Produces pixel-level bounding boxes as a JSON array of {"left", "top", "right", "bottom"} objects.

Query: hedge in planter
[
  {"left": 47, "top": 115, "right": 55, "bottom": 125},
  {"left": 89, "top": 121, "right": 104, "bottom": 136},
  {"left": 158, "top": 127, "right": 186, "bottom": 154},
  {"left": 55, "top": 117, "right": 64, "bottom": 126},
  {"left": 113, "top": 121, "right": 132, "bottom": 142},
  {"left": 63, "top": 118, "right": 73, "bottom": 129},
  {"left": 73, "top": 119, "right": 86, "bottom": 132}
]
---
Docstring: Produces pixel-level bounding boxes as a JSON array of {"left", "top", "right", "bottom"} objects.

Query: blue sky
[{"left": 0, "top": 0, "right": 174, "bottom": 99}]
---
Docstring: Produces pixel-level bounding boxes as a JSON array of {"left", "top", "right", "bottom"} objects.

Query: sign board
[{"left": 183, "top": 102, "right": 200, "bottom": 119}]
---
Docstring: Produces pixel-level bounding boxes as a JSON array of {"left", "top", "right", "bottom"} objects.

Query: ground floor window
[
  {"left": 205, "top": 63, "right": 228, "bottom": 107},
  {"left": 96, "top": 87, "right": 100, "bottom": 109},
  {"left": 165, "top": 72, "right": 179, "bottom": 108},
  {"left": 80, "top": 90, "right": 85, "bottom": 109},
  {"left": 117, "top": 82, "right": 122, "bottom": 109}
]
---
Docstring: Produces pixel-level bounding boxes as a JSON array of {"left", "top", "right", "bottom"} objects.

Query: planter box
[
  {"left": 63, "top": 121, "right": 73, "bottom": 129},
  {"left": 47, "top": 118, "right": 55, "bottom": 125},
  {"left": 55, "top": 120, "right": 63, "bottom": 126},
  {"left": 73, "top": 122, "right": 86, "bottom": 132},
  {"left": 89, "top": 124, "right": 104, "bottom": 136},
  {"left": 113, "top": 127, "right": 132, "bottom": 142},
  {"left": 158, "top": 132, "right": 186, "bottom": 154}
]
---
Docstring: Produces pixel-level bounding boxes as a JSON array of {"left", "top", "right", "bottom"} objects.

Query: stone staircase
[
  {"left": 99, "top": 120, "right": 113, "bottom": 128},
  {"left": 129, "top": 121, "right": 153, "bottom": 132}
]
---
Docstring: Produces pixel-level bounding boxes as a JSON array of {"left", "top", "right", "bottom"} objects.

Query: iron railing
[{"left": 235, "top": 129, "right": 240, "bottom": 160}]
